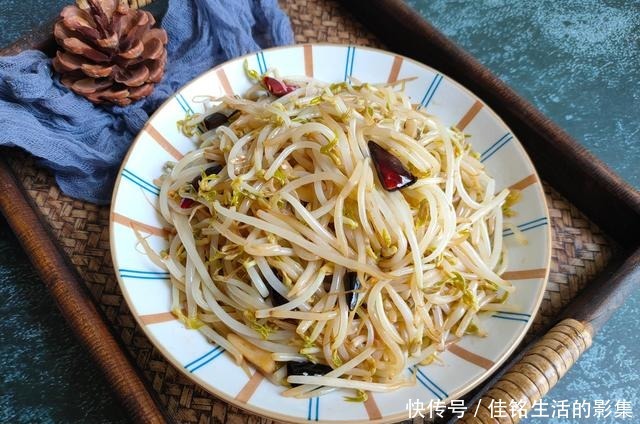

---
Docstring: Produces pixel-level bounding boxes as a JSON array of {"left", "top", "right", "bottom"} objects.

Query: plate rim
[{"left": 109, "top": 42, "right": 552, "bottom": 424}]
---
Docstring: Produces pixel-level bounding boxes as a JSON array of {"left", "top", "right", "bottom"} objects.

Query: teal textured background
[
  {"left": 0, "top": 0, "right": 638, "bottom": 423},
  {"left": 0, "top": 222, "right": 128, "bottom": 424}
]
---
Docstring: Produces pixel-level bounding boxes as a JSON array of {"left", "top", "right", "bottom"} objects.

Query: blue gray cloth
[{"left": 0, "top": 0, "right": 293, "bottom": 204}]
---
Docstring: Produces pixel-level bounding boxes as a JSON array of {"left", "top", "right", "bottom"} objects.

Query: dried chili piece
[
  {"left": 286, "top": 362, "right": 333, "bottom": 387},
  {"left": 202, "top": 112, "right": 228, "bottom": 131},
  {"left": 263, "top": 76, "right": 297, "bottom": 97},
  {"left": 368, "top": 140, "right": 417, "bottom": 191},
  {"left": 202, "top": 110, "right": 239, "bottom": 131},
  {"left": 191, "top": 165, "right": 222, "bottom": 191},
  {"left": 179, "top": 198, "right": 195, "bottom": 208},
  {"left": 344, "top": 272, "right": 361, "bottom": 311}
]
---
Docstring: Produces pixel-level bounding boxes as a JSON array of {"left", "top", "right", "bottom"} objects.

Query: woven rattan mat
[{"left": 6, "top": 0, "right": 616, "bottom": 422}]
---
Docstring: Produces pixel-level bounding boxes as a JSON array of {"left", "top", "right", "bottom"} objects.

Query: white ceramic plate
[{"left": 110, "top": 44, "right": 551, "bottom": 423}]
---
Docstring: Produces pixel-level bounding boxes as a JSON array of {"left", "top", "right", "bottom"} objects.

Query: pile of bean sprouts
[{"left": 142, "top": 68, "right": 516, "bottom": 399}]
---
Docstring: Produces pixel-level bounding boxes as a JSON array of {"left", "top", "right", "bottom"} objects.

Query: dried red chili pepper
[
  {"left": 191, "top": 165, "right": 222, "bottom": 191},
  {"left": 180, "top": 198, "right": 195, "bottom": 208},
  {"left": 368, "top": 140, "right": 417, "bottom": 191},
  {"left": 263, "top": 76, "right": 297, "bottom": 97},
  {"left": 344, "top": 271, "right": 361, "bottom": 311},
  {"left": 202, "top": 110, "right": 239, "bottom": 131},
  {"left": 202, "top": 112, "right": 229, "bottom": 131}
]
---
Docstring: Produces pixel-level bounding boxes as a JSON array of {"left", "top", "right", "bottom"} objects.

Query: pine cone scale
[
  {"left": 96, "top": 32, "right": 119, "bottom": 49},
  {"left": 114, "top": 65, "right": 149, "bottom": 87},
  {"left": 62, "top": 37, "right": 111, "bottom": 62},
  {"left": 60, "top": 5, "right": 95, "bottom": 27},
  {"left": 120, "top": 14, "right": 152, "bottom": 51},
  {"left": 129, "top": 84, "right": 154, "bottom": 100},
  {"left": 54, "top": 51, "right": 84, "bottom": 72},
  {"left": 119, "top": 40, "right": 144, "bottom": 60},
  {"left": 81, "top": 63, "right": 114, "bottom": 78},
  {"left": 87, "top": 0, "right": 112, "bottom": 36},
  {"left": 68, "top": 77, "right": 112, "bottom": 94},
  {"left": 53, "top": 20, "right": 76, "bottom": 42},
  {"left": 143, "top": 28, "right": 168, "bottom": 45},
  {"left": 52, "top": 0, "right": 167, "bottom": 106},
  {"left": 147, "top": 51, "right": 166, "bottom": 83},
  {"left": 143, "top": 39, "right": 163, "bottom": 60},
  {"left": 90, "top": 0, "right": 118, "bottom": 20},
  {"left": 63, "top": 16, "right": 101, "bottom": 40}
]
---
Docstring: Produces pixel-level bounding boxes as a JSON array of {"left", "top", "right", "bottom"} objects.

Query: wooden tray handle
[
  {"left": 453, "top": 247, "right": 639, "bottom": 424},
  {"left": 460, "top": 318, "right": 593, "bottom": 423}
]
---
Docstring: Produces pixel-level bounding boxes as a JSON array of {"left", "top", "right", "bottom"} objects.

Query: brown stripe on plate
[
  {"left": 508, "top": 174, "right": 538, "bottom": 192},
  {"left": 456, "top": 100, "right": 483, "bottom": 130},
  {"left": 112, "top": 212, "right": 169, "bottom": 237},
  {"left": 139, "top": 312, "right": 176, "bottom": 325},
  {"left": 216, "top": 68, "right": 233, "bottom": 96},
  {"left": 448, "top": 344, "right": 494, "bottom": 370},
  {"left": 387, "top": 55, "right": 403, "bottom": 83},
  {"left": 502, "top": 268, "right": 547, "bottom": 280},
  {"left": 363, "top": 393, "right": 382, "bottom": 420},
  {"left": 235, "top": 372, "right": 265, "bottom": 403},
  {"left": 304, "top": 44, "right": 314, "bottom": 77},
  {"left": 145, "top": 123, "right": 183, "bottom": 160}
]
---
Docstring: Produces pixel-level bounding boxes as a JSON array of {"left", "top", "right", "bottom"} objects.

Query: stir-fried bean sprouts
[{"left": 153, "top": 66, "right": 515, "bottom": 398}]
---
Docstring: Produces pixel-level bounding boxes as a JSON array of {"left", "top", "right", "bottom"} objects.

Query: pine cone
[{"left": 52, "top": 0, "right": 168, "bottom": 106}]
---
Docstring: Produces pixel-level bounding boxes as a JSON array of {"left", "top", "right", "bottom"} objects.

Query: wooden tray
[{"left": 1, "top": 0, "right": 638, "bottom": 423}]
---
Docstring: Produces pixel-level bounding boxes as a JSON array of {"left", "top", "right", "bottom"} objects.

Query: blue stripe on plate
[
  {"left": 495, "top": 311, "right": 531, "bottom": 317},
  {"left": 415, "top": 373, "right": 442, "bottom": 400},
  {"left": 260, "top": 51, "right": 268, "bottom": 73},
  {"left": 121, "top": 169, "right": 159, "bottom": 192},
  {"left": 255, "top": 52, "right": 265, "bottom": 74},
  {"left": 518, "top": 221, "right": 548, "bottom": 232},
  {"left": 348, "top": 47, "right": 355, "bottom": 79},
  {"left": 481, "top": 133, "right": 511, "bottom": 159},
  {"left": 414, "top": 367, "right": 447, "bottom": 400},
  {"left": 120, "top": 274, "right": 170, "bottom": 280},
  {"left": 344, "top": 46, "right": 356, "bottom": 81},
  {"left": 121, "top": 169, "right": 159, "bottom": 196},
  {"left": 185, "top": 347, "right": 219, "bottom": 369},
  {"left": 419, "top": 74, "right": 437, "bottom": 106},
  {"left": 426, "top": 74, "right": 443, "bottom": 108},
  {"left": 190, "top": 349, "right": 225, "bottom": 373},
  {"left": 176, "top": 92, "right": 194, "bottom": 115},
  {"left": 175, "top": 93, "right": 202, "bottom": 135},
  {"left": 420, "top": 74, "right": 443, "bottom": 109},
  {"left": 481, "top": 133, "right": 513, "bottom": 162},
  {"left": 306, "top": 397, "right": 320, "bottom": 421},
  {"left": 307, "top": 397, "right": 316, "bottom": 421},
  {"left": 492, "top": 314, "right": 530, "bottom": 323},
  {"left": 185, "top": 346, "right": 225, "bottom": 373},
  {"left": 174, "top": 94, "right": 188, "bottom": 114},
  {"left": 343, "top": 46, "right": 350, "bottom": 81},
  {"left": 503, "top": 217, "right": 548, "bottom": 236},
  {"left": 119, "top": 269, "right": 169, "bottom": 275},
  {"left": 519, "top": 217, "right": 548, "bottom": 227}
]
